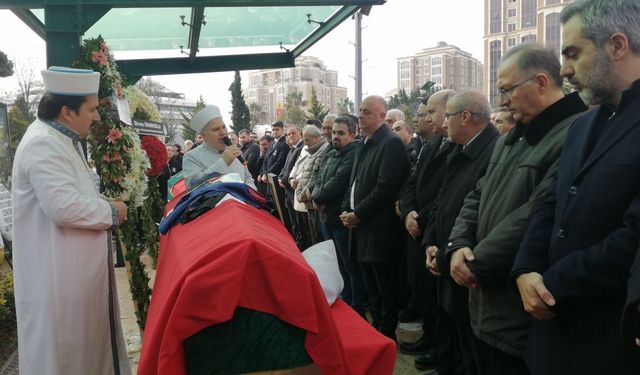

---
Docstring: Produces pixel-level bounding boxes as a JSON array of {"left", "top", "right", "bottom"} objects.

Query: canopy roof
[{"left": 1, "top": 0, "right": 383, "bottom": 82}]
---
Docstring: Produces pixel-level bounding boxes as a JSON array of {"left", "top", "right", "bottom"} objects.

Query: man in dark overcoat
[
  {"left": 340, "top": 95, "right": 409, "bottom": 340},
  {"left": 512, "top": 1, "right": 640, "bottom": 374}
]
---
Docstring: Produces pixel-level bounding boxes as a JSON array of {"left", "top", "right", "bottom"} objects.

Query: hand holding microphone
[{"left": 222, "top": 136, "right": 246, "bottom": 166}]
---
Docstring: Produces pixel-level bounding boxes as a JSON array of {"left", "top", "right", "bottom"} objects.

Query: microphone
[{"left": 222, "top": 136, "right": 246, "bottom": 164}]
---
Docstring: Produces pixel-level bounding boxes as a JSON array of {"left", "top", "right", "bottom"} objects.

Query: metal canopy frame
[{"left": 0, "top": 0, "right": 383, "bottom": 82}]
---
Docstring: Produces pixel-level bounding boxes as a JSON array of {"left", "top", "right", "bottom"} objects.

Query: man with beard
[
  {"left": 447, "top": 43, "right": 587, "bottom": 375},
  {"left": 512, "top": 1, "right": 640, "bottom": 374},
  {"left": 312, "top": 116, "right": 364, "bottom": 315}
]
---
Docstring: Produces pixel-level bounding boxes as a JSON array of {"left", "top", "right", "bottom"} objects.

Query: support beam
[
  {"left": 11, "top": 9, "right": 45, "bottom": 39},
  {"left": 117, "top": 52, "right": 295, "bottom": 77},
  {"left": 292, "top": 4, "right": 359, "bottom": 58},
  {"left": 43, "top": 4, "right": 110, "bottom": 67},
  {"left": 187, "top": 7, "right": 205, "bottom": 63},
  {"left": 0, "top": 0, "right": 385, "bottom": 9}
]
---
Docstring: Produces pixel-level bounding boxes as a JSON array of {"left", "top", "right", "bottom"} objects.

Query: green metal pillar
[{"left": 44, "top": 5, "right": 110, "bottom": 68}]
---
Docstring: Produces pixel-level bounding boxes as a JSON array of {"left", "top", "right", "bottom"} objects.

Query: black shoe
[
  {"left": 398, "top": 307, "right": 420, "bottom": 323},
  {"left": 399, "top": 336, "right": 432, "bottom": 355},
  {"left": 414, "top": 351, "right": 439, "bottom": 371}
]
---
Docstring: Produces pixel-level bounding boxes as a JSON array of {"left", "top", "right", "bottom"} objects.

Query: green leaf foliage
[{"left": 229, "top": 71, "right": 251, "bottom": 132}]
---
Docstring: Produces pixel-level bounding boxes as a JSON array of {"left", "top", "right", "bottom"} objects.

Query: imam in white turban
[
  {"left": 190, "top": 105, "right": 222, "bottom": 134},
  {"left": 41, "top": 66, "right": 100, "bottom": 96}
]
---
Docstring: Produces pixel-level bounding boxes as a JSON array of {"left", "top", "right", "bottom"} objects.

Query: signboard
[
  {"left": 132, "top": 119, "right": 167, "bottom": 137},
  {"left": 0, "top": 183, "right": 12, "bottom": 242}
]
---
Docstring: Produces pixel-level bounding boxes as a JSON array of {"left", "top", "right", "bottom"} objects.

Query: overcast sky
[{"left": 0, "top": 0, "right": 484, "bottom": 124}]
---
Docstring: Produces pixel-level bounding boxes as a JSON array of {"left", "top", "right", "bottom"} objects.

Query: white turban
[
  {"left": 41, "top": 66, "right": 100, "bottom": 96},
  {"left": 190, "top": 105, "right": 222, "bottom": 134}
]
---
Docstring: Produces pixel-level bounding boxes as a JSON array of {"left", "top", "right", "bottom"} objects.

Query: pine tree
[
  {"left": 181, "top": 95, "right": 205, "bottom": 142},
  {"left": 306, "top": 86, "right": 329, "bottom": 121},
  {"left": 0, "top": 51, "right": 13, "bottom": 78},
  {"left": 229, "top": 71, "right": 251, "bottom": 132}
]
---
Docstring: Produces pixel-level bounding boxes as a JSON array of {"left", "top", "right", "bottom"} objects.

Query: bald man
[{"left": 341, "top": 95, "right": 409, "bottom": 341}]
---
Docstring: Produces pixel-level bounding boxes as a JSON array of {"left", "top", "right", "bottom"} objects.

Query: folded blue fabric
[{"left": 159, "top": 182, "right": 262, "bottom": 234}]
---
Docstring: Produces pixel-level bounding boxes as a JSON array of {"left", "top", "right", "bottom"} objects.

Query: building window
[
  {"left": 508, "top": 8, "right": 516, "bottom": 18},
  {"left": 546, "top": 0, "right": 560, "bottom": 4},
  {"left": 490, "top": 40, "right": 502, "bottom": 106},
  {"left": 508, "top": 38, "right": 516, "bottom": 47},
  {"left": 546, "top": 12, "right": 561, "bottom": 57},
  {"left": 400, "top": 71, "right": 410, "bottom": 79},
  {"left": 521, "top": 0, "right": 537, "bottom": 29},
  {"left": 416, "top": 69, "right": 421, "bottom": 75},
  {"left": 400, "top": 61, "right": 410, "bottom": 69},
  {"left": 431, "top": 57, "right": 442, "bottom": 65},
  {"left": 416, "top": 60, "right": 422, "bottom": 66},
  {"left": 432, "top": 66, "right": 442, "bottom": 75},
  {"left": 521, "top": 34, "right": 537, "bottom": 43},
  {"left": 507, "top": 23, "right": 516, "bottom": 32},
  {"left": 433, "top": 76, "right": 442, "bottom": 84},
  {"left": 490, "top": 0, "right": 501, "bottom": 34}
]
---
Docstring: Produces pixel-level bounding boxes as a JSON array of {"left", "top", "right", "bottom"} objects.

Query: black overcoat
[
  {"left": 513, "top": 81, "right": 640, "bottom": 374},
  {"left": 343, "top": 125, "right": 408, "bottom": 262}
]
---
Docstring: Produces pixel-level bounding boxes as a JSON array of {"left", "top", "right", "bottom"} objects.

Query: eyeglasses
[
  {"left": 444, "top": 110, "right": 476, "bottom": 120},
  {"left": 498, "top": 76, "right": 537, "bottom": 98},
  {"left": 414, "top": 112, "right": 428, "bottom": 118}
]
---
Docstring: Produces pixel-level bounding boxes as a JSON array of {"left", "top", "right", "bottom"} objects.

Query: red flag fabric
[{"left": 139, "top": 199, "right": 395, "bottom": 375}]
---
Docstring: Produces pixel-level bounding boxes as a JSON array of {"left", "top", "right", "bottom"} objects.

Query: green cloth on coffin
[
  {"left": 167, "top": 171, "right": 184, "bottom": 201},
  {"left": 184, "top": 307, "right": 313, "bottom": 375}
]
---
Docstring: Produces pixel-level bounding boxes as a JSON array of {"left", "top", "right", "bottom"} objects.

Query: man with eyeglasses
[
  {"left": 425, "top": 89, "right": 500, "bottom": 375},
  {"left": 445, "top": 43, "right": 586, "bottom": 375},
  {"left": 512, "top": 1, "right": 640, "bottom": 374}
]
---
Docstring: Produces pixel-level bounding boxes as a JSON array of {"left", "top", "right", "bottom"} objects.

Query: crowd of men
[
  {"left": 232, "top": 1, "right": 640, "bottom": 374},
  {"left": 9, "top": 0, "right": 640, "bottom": 374}
]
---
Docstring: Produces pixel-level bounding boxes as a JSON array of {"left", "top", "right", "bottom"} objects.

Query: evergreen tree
[
  {"left": 284, "top": 91, "right": 306, "bottom": 126},
  {"left": 0, "top": 51, "right": 13, "bottom": 78},
  {"left": 306, "top": 87, "right": 329, "bottom": 121},
  {"left": 181, "top": 95, "right": 205, "bottom": 142},
  {"left": 336, "top": 97, "right": 354, "bottom": 114},
  {"left": 228, "top": 71, "right": 251, "bottom": 132},
  {"left": 249, "top": 102, "right": 269, "bottom": 126}
]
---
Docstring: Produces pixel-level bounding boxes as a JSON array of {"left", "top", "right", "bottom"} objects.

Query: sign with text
[{"left": 132, "top": 119, "right": 167, "bottom": 137}]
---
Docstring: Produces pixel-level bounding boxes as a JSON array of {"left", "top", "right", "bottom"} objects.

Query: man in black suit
[
  {"left": 340, "top": 95, "right": 409, "bottom": 341},
  {"left": 425, "top": 90, "right": 499, "bottom": 375},
  {"left": 513, "top": 1, "right": 640, "bottom": 374},
  {"left": 239, "top": 129, "right": 260, "bottom": 180},
  {"left": 258, "top": 121, "right": 289, "bottom": 202},
  {"left": 278, "top": 126, "right": 305, "bottom": 248},
  {"left": 399, "top": 90, "right": 456, "bottom": 366}
]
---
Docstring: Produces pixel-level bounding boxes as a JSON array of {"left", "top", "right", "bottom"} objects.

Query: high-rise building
[
  {"left": 245, "top": 56, "right": 348, "bottom": 123},
  {"left": 396, "top": 42, "right": 483, "bottom": 94},
  {"left": 484, "top": 0, "right": 573, "bottom": 105}
]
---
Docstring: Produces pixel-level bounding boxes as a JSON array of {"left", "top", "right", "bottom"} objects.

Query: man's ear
[{"left": 608, "top": 32, "right": 630, "bottom": 61}]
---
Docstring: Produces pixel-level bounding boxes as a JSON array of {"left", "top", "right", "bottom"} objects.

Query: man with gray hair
[
  {"left": 385, "top": 108, "right": 406, "bottom": 128},
  {"left": 296, "top": 124, "right": 329, "bottom": 245},
  {"left": 447, "top": 43, "right": 586, "bottom": 375},
  {"left": 322, "top": 114, "right": 338, "bottom": 141},
  {"left": 425, "top": 90, "right": 499, "bottom": 375},
  {"left": 512, "top": 1, "right": 640, "bottom": 373}
]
